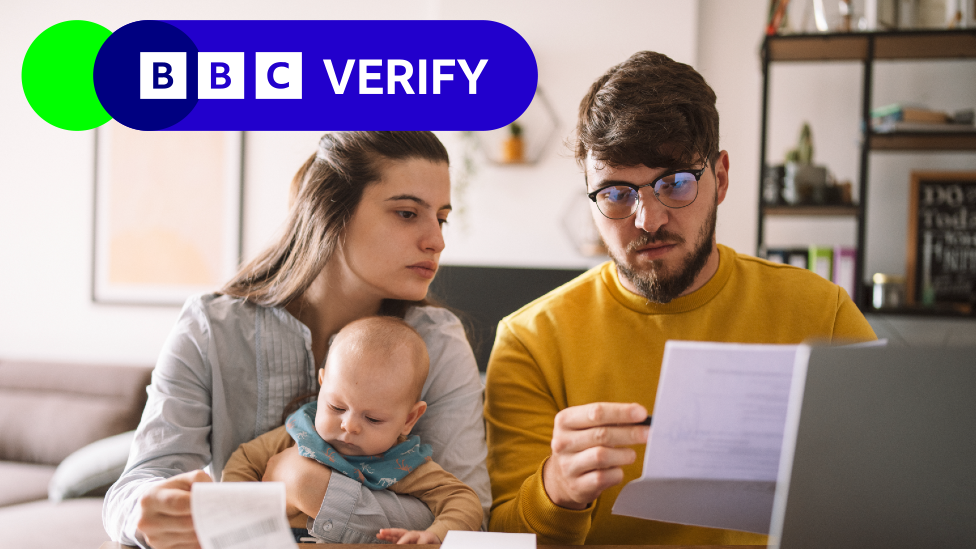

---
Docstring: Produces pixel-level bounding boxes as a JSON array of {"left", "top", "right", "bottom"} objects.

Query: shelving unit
[{"left": 757, "top": 29, "right": 976, "bottom": 314}]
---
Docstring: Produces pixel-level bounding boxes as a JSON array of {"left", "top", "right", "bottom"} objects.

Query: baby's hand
[{"left": 376, "top": 528, "right": 441, "bottom": 545}]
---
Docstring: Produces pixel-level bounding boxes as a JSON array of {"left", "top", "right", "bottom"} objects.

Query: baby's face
[{"left": 314, "top": 347, "right": 424, "bottom": 457}]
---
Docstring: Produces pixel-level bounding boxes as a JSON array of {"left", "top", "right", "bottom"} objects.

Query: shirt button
[{"left": 323, "top": 520, "right": 333, "bottom": 532}]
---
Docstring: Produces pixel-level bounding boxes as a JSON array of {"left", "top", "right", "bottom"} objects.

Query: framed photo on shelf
[
  {"left": 92, "top": 121, "right": 243, "bottom": 305},
  {"left": 906, "top": 171, "right": 976, "bottom": 312}
]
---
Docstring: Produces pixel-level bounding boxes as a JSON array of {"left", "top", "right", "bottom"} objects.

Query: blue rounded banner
[{"left": 89, "top": 20, "right": 537, "bottom": 131}]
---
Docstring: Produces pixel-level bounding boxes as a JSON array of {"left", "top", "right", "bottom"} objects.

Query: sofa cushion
[
  {"left": 0, "top": 461, "right": 56, "bottom": 506},
  {"left": 0, "top": 498, "right": 109, "bottom": 549},
  {"left": 49, "top": 430, "right": 135, "bottom": 501},
  {"left": 0, "top": 361, "right": 152, "bottom": 465}
]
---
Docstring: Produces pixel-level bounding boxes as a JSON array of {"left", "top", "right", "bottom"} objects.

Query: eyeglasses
[{"left": 587, "top": 165, "right": 706, "bottom": 219}]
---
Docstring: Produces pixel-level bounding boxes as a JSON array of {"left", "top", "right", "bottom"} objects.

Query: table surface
[{"left": 98, "top": 541, "right": 766, "bottom": 549}]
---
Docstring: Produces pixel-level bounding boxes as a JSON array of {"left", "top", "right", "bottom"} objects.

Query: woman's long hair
[{"left": 221, "top": 131, "right": 450, "bottom": 316}]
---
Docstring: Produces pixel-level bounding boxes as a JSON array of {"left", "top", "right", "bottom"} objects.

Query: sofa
[{"left": 0, "top": 360, "right": 153, "bottom": 549}]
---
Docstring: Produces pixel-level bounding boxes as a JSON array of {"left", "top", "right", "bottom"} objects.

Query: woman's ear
[{"left": 401, "top": 401, "right": 428, "bottom": 436}]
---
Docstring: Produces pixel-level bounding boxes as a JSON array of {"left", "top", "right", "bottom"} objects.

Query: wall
[
  {"left": 0, "top": 1, "right": 703, "bottom": 364},
  {"left": 2, "top": 1, "right": 972, "bottom": 366}
]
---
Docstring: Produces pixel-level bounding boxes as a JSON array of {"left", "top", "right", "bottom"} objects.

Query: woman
[{"left": 103, "top": 132, "right": 490, "bottom": 548}]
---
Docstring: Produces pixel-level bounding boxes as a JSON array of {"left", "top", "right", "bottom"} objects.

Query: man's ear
[
  {"left": 401, "top": 401, "right": 428, "bottom": 436},
  {"left": 714, "top": 150, "right": 730, "bottom": 206}
]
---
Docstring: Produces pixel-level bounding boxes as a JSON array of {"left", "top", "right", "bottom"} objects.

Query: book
[
  {"left": 808, "top": 246, "right": 833, "bottom": 281},
  {"left": 765, "top": 247, "right": 809, "bottom": 270},
  {"left": 872, "top": 120, "right": 976, "bottom": 133},
  {"left": 833, "top": 246, "right": 856, "bottom": 298},
  {"left": 871, "top": 104, "right": 948, "bottom": 124}
]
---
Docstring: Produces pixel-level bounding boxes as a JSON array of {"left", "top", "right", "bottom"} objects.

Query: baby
[{"left": 222, "top": 316, "right": 482, "bottom": 544}]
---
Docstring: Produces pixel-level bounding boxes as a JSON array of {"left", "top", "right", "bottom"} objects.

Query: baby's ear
[
  {"left": 318, "top": 367, "right": 325, "bottom": 385},
  {"left": 401, "top": 401, "right": 427, "bottom": 435}
]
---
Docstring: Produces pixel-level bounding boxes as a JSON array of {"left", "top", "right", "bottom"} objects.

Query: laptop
[{"left": 769, "top": 345, "right": 976, "bottom": 548}]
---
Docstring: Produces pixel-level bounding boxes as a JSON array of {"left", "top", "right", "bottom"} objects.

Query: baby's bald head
[{"left": 324, "top": 316, "right": 429, "bottom": 403}]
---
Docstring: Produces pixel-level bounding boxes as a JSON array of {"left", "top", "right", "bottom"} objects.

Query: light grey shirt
[{"left": 103, "top": 294, "right": 490, "bottom": 546}]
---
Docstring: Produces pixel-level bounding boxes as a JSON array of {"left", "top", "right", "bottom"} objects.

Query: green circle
[{"left": 22, "top": 20, "right": 112, "bottom": 131}]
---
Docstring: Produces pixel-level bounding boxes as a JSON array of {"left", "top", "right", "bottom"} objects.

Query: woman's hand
[
  {"left": 136, "top": 469, "right": 212, "bottom": 549},
  {"left": 263, "top": 445, "right": 332, "bottom": 518},
  {"left": 377, "top": 528, "right": 441, "bottom": 545},
  {"left": 542, "top": 402, "right": 649, "bottom": 510}
]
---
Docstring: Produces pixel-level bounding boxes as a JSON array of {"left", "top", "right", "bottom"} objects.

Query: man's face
[{"left": 585, "top": 151, "right": 729, "bottom": 303}]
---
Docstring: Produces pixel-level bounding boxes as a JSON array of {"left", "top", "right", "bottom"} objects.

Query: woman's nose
[{"left": 422, "top": 219, "right": 446, "bottom": 253}]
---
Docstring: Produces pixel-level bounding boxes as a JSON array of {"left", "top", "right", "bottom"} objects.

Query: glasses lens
[
  {"left": 596, "top": 186, "right": 638, "bottom": 218},
  {"left": 654, "top": 172, "right": 698, "bottom": 207}
]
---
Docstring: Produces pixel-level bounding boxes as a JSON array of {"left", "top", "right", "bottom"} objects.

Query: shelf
[
  {"left": 763, "top": 205, "right": 860, "bottom": 216},
  {"left": 765, "top": 29, "right": 976, "bottom": 62},
  {"left": 759, "top": 28, "right": 976, "bottom": 315},
  {"left": 870, "top": 131, "right": 976, "bottom": 151},
  {"left": 866, "top": 304, "right": 974, "bottom": 317}
]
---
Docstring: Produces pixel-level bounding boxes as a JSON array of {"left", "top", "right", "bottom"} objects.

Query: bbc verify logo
[
  {"left": 139, "top": 52, "right": 303, "bottom": 100},
  {"left": 141, "top": 53, "right": 488, "bottom": 100},
  {"left": 24, "top": 19, "right": 536, "bottom": 131}
]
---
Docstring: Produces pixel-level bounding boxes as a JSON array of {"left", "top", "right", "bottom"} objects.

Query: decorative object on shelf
[
  {"left": 767, "top": 0, "right": 793, "bottom": 35},
  {"left": 500, "top": 122, "right": 525, "bottom": 164},
  {"left": 905, "top": 171, "right": 976, "bottom": 313},
  {"left": 872, "top": 273, "right": 906, "bottom": 309},
  {"left": 93, "top": 121, "right": 243, "bottom": 305},
  {"left": 780, "top": 122, "right": 849, "bottom": 206},
  {"left": 475, "top": 87, "right": 558, "bottom": 166},
  {"left": 874, "top": 0, "right": 974, "bottom": 29}
]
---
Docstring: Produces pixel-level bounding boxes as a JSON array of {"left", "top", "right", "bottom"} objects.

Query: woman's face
[{"left": 337, "top": 157, "right": 451, "bottom": 302}]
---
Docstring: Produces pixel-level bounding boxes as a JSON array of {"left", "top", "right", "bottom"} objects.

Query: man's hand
[
  {"left": 136, "top": 469, "right": 212, "bottom": 549},
  {"left": 263, "top": 445, "right": 332, "bottom": 518},
  {"left": 542, "top": 402, "right": 649, "bottom": 510},
  {"left": 376, "top": 528, "right": 441, "bottom": 545}
]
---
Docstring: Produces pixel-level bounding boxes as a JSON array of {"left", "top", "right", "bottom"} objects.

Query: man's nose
[{"left": 634, "top": 189, "right": 669, "bottom": 234}]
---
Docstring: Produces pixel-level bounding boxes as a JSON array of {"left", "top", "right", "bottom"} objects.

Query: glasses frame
[{"left": 586, "top": 164, "right": 707, "bottom": 220}]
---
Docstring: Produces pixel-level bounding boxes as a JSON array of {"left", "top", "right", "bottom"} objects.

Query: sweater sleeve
[
  {"left": 483, "top": 320, "right": 594, "bottom": 544},
  {"left": 220, "top": 425, "right": 293, "bottom": 483},
  {"left": 222, "top": 426, "right": 311, "bottom": 529},
  {"left": 389, "top": 461, "right": 484, "bottom": 541}
]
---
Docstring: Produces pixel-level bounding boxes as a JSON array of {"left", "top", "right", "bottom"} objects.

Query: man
[{"left": 483, "top": 51, "right": 876, "bottom": 545}]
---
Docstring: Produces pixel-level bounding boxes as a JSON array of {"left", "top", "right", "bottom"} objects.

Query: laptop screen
[{"left": 769, "top": 345, "right": 976, "bottom": 548}]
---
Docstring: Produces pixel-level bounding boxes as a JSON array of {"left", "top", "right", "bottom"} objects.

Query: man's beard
[{"left": 609, "top": 199, "right": 717, "bottom": 304}]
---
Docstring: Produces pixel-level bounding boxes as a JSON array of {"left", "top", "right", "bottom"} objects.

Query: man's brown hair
[{"left": 576, "top": 51, "right": 719, "bottom": 171}]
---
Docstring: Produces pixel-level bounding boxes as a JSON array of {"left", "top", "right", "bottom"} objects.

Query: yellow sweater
[{"left": 484, "top": 245, "right": 876, "bottom": 545}]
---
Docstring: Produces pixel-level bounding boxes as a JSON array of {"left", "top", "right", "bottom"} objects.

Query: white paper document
[
  {"left": 613, "top": 341, "right": 801, "bottom": 534},
  {"left": 191, "top": 482, "right": 295, "bottom": 549},
  {"left": 442, "top": 531, "right": 536, "bottom": 549}
]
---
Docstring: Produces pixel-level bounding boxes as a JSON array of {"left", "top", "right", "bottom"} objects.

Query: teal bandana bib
[{"left": 285, "top": 402, "right": 432, "bottom": 490}]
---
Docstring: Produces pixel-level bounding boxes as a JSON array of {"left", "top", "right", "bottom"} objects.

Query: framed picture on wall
[
  {"left": 906, "top": 171, "right": 976, "bottom": 313},
  {"left": 92, "top": 121, "right": 243, "bottom": 305}
]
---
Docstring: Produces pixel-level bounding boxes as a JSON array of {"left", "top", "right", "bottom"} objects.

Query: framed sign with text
[{"left": 906, "top": 171, "right": 976, "bottom": 312}]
